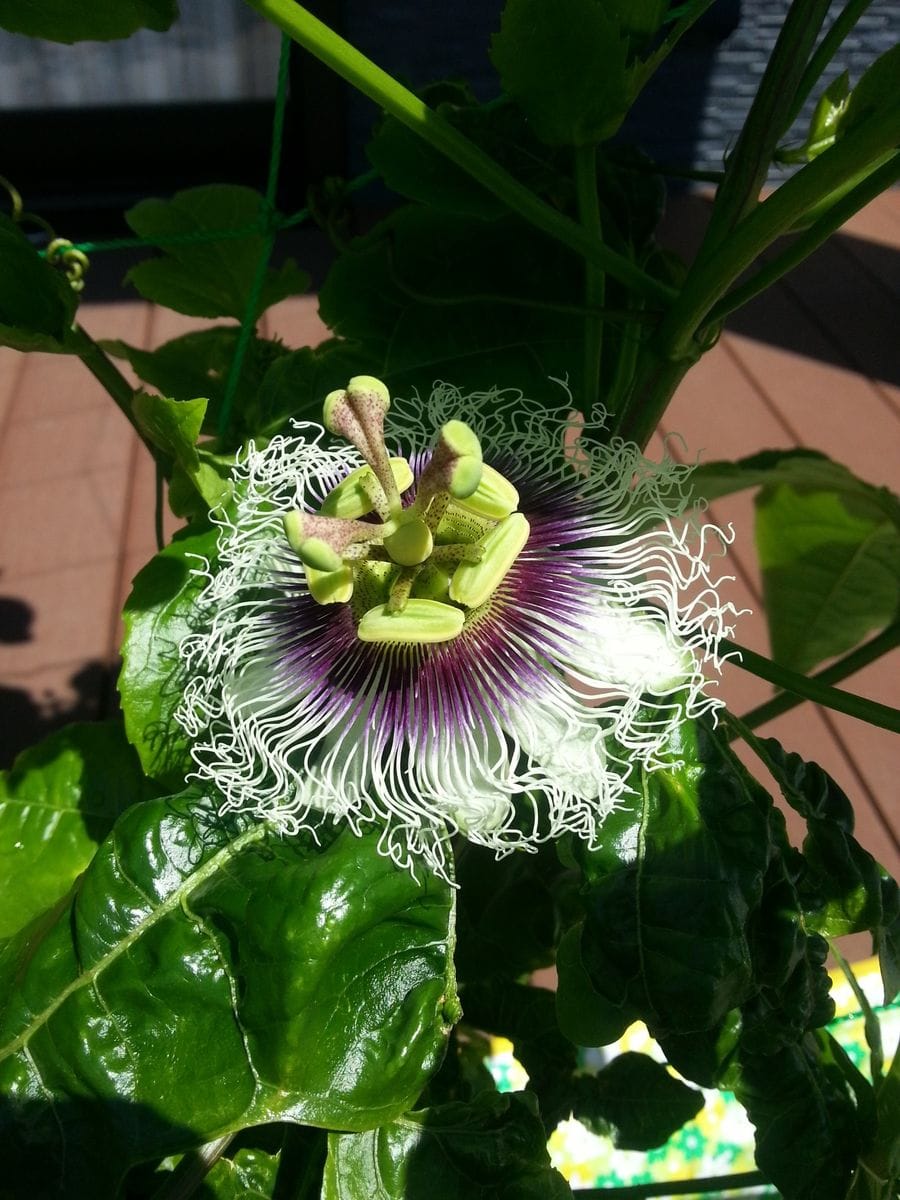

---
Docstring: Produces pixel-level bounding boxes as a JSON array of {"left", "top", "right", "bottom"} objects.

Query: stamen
[
  {"left": 321, "top": 457, "right": 414, "bottom": 520},
  {"left": 357, "top": 597, "right": 465, "bottom": 644},
  {"left": 449, "top": 512, "right": 531, "bottom": 609},
  {"left": 454, "top": 463, "right": 520, "bottom": 521},
  {"left": 387, "top": 566, "right": 418, "bottom": 612},
  {"left": 323, "top": 376, "right": 403, "bottom": 516}
]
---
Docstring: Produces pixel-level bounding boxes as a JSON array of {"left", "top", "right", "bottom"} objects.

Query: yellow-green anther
[
  {"left": 357, "top": 598, "right": 465, "bottom": 645},
  {"left": 454, "top": 463, "right": 520, "bottom": 521},
  {"left": 449, "top": 512, "right": 530, "bottom": 609},
  {"left": 384, "top": 516, "right": 434, "bottom": 566},
  {"left": 304, "top": 563, "right": 354, "bottom": 605},
  {"left": 299, "top": 536, "right": 344, "bottom": 574},
  {"left": 320, "top": 458, "right": 414, "bottom": 520}
]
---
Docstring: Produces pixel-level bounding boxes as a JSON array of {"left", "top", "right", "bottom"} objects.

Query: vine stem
[
  {"left": 69, "top": 323, "right": 163, "bottom": 467},
  {"left": 574, "top": 144, "right": 604, "bottom": 413},
  {"left": 722, "top": 638, "right": 900, "bottom": 734},
  {"left": 578, "top": 1171, "right": 770, "bottom": 1198},
  {"left": 241, "top": 0, "right": 674, "bottom": 306},
  {"left": 829, "top": 941, "right": 884, "bottom": 1084},
  {"left": 736, "top": 621, "right": 900, "bottom": 732}
]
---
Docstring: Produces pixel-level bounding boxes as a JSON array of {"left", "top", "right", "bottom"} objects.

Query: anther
[{"left": 449, "top": 512, "right": 530, "bottom": 609}]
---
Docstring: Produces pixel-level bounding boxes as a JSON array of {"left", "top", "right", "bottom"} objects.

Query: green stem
[
  {"left": 703, "top": 0, "right": 833, "bottom": 248},
  {"left": 786, "top": 0, "right": 876, "bottom": 131},
  {"left": 657, "top": 99, "right": 900, "bottom": 361},
  {"left": 574, "top": 144, "right": 605, "bottom": 412},
  {"left": 829, "top": 941, "right": 884, "bottom": 1084},
  {"left": 708, "top": 152, "right": 900, "bottom": 323},
  {"left": 151, "top": 1134, "right": 235, "bottom": 1200},
  {"left": 154, "top": 461, "right": 165, "bottom": 552},
  {"left": 242, "top": 0, "right": 674, "bottom": 306},
  {"left": 722, "top": 637, "right": 900, "bottom": 734},
  {"left": 70, "top": 324, "right": 163, "bottom": 465},
  {"left": 738, "top": 621, "right": 900, "bottom": 732}
]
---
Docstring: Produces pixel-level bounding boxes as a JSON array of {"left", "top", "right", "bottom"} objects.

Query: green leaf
[
  {"left": 561, "top": 719, "right": 772, "bottom": 1046},
  {"left": 119, "top": 523, "right": 218, "bottom": 788},
  {"left": 133, "top": 390, "right": 206, "bottom": 473},
  {"left": 0, "top": 0, "right": 175, "bottom": 42},
  {"left": 0, "top": 722, "right": 157, "bottom": 940},
  {"left": 751, "top": 735, "right": 889, "bottom": 936},
  {"left": 202, "top": 1146, "right": 281, "bottom": 1198},
  {"left": 322, "top": 1092, "right": 571, "bottom": 1200},
  {"left": 105, "top": 328, "right": 288, "bottom": 445},
  {"left": 490, "top": 0, "right": 631, "bottom": 146},
  {"left": 572, "top": 1052, "right": 704, "bottom": 1151},
  {"left": 454, "top": 843, "right": 570, "bottom": 985},
  {"left": 690, "top": 449, "right": 900, "bottom": 524},
  {"left": 755, "top": 482, "right": 900, "bottom": 673},
  {"left": 0, "top": 794, "right": 455, "bottom": 1194},
  {"left": 461, "top": 982, "right": 578, "bottom": 1131},
  {"left": 734, "top": 1033, "right": 863, "bottom": 1200},
  {"left": 252, "top": 339, "right": 373, "bottom": 436},
  {"left": 318, "top": 206, "right": 582, "bottom": 404},
  {"left": 0, "top": 213, "right": 77, "bottom": 351},
  {"left": 131, "top": 391, "right": 234, "bottom": 518},
  {"left": 367, "top": 89, "right": 567, "bottom": 219},
  {"left": 124, "top": 186, "right": 310, "bottom": 320}
]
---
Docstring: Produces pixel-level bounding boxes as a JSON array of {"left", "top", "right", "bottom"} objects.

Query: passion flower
[{"left": 177, "top": 378, "right": 739, "bottom": 877}]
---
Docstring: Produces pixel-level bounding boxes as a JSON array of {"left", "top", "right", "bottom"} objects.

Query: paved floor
[{"left": 1, "top": 190, "right": 897, "bottom": 904}]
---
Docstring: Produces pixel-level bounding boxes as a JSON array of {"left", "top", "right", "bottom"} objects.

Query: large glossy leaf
[
  {"left": 490, "top": 0, "right": 631, "bottom": 145},
  {"left": 0, "top": 0, "right": 175, "bottom": 42},
  {"left": 119, "top": 523, "right": 218, "bottom": 788},
  {"left": 560, "top": 719, "right": 773, "bottom": 1046},
  {"left": 0, "top": 793, "right": 455, "bottom": 1195},
  {"left": 0, "top": 722, "right": 157, "bottom": 939},
  {"left": 0, "top": 213, "right": 77, "bottom": 352},
  {"left": 125, "top": 186, "right": 309, "bottom": 321},
  {"left": 755, "top": 482, "right": 900, "bottom": 672},
  {"left": 322, "top": 1092, "right": 571, "bottom": 1200},
  {"left": 318, "top": 206, "right": 582, "bottom": 404}
]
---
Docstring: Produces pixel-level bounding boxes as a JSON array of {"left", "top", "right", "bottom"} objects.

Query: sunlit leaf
[
  {"left": 0, "top": 722, "right": 156, "bottom": 939},
  {"left": 125, "top": 186, "right": 309, "bottom": 321},
  {"left": 119, "top": 523, "right": 218, "bottom": 788},
  {"left": 0, "top": 794, "right": 455, "bottom": 1195}
]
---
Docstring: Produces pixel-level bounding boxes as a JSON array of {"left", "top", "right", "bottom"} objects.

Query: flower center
[{"left": 283, "top": 376, "right": 530, "bottom": 644}]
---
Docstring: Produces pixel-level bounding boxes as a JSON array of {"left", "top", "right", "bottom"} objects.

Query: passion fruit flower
[{"left": 177, "top": 377, "right": 740, "bottom": 878}]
